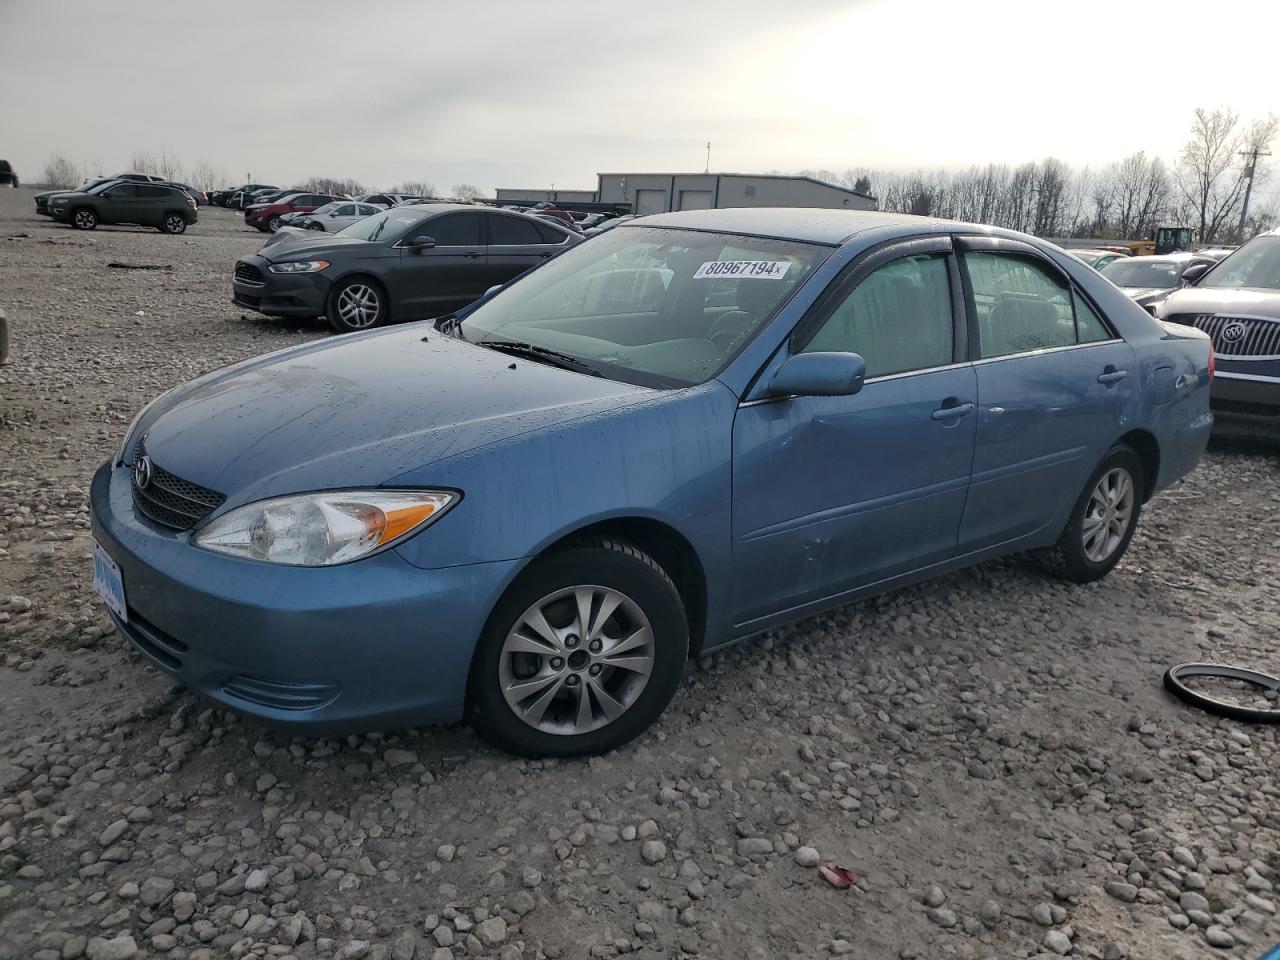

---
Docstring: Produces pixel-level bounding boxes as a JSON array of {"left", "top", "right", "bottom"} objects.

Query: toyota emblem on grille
[
  {"left": 134, "top": 455, "right": 154, "bottom": 491},
  {"left": 1221, "top": 322, "right": 1247, "bottom": 343}
]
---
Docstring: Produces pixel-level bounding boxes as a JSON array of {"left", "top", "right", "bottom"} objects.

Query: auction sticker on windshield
[
  {"left": 693, "top": 260, "right": 791, "bottom": 280},
  {"left": 92, "top": 539, "right": 127, "bottom": 623}
]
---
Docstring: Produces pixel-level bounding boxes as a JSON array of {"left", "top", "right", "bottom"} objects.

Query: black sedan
[{"left": 232, "top": 204, "right": 581, "bottom": 333}]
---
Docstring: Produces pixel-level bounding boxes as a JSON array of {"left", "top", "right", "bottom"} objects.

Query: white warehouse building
[{"left": 596, "top": 172, "right": 876, "bottom": 215}]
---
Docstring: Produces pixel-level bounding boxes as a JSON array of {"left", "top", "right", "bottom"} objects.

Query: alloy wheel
[
  {"left": 165, "top": 215, "right": 185, "bottom": 234},
  {"left": 73, "top": 210, "right": 95, "bottom": 229},
  {"left": 336, "top": 284, "right": 381, "bottom": 328},
  {"left": 1081, "top": 467, "right": 1134, "bottom": 563},
  {"left": 498, "top": 585, "right": 655, "bottom": 736}
]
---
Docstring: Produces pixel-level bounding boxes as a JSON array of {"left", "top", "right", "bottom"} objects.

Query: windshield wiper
[{"left": 477, "top": 339, "right": 603, "bottom": 377}]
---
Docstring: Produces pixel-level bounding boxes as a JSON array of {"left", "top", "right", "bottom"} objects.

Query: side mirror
[
  {"left": 409, "top": 235, "right": 436, "bottom": 250},
  {"left": 1180, "top": 262, "right": 1210, "bottom": 285},
  {"left": 769, "top": 352, "right": 866, "bottom": 398}
]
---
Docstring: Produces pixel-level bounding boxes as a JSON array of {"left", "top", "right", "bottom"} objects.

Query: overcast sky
[{"left": 1, "top": 0, "right": 1275, "bottom": 192}]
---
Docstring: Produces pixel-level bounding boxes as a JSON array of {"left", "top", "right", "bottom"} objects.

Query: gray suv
[
  {"left": 1158, "top": 229, "right": 1280, "bottom": 421},
  {"left": 49, "top": 181, "right": 198, "bottom": 234}
]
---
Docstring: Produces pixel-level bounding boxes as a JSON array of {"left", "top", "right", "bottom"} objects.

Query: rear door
[
  {"left": 955, "top": 237, "right": 1135, "bottom": 552},
  {"left": 485, "top": 214, "right": 570, "bottom": 289},
  {"left": 393, "top": 212, "right": 487, "bottom": 318}
]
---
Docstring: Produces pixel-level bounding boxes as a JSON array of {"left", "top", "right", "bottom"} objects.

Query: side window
[
  {"left": 334, "top": 204, "right": 356, "bottom": 216},
  {"left": 800, "top": 253, "right": 954, "bottom": 379},
  {"left": 489, "top": 215, "right": 545, "bottom": 246},
  {"left": 139, "top": 186, "right": 169, "bottom": 199},
  {"left": 423, "top": 213, "right": 481, "bottom": 246},
  {"left": 357, "top": 204, "right": 378, "bottom": 216},
  {"left": 964, "top": 253, "right": 1075, "bottom": 358},
  {"left": 534, "top": 222, "right": 568, "bottom": 244},
  {"left": 105, "top": 184, "right": 139, "bottom": 198},
  {"left": 1073, "top": 292, "right": 1112, "bottom": 343}
]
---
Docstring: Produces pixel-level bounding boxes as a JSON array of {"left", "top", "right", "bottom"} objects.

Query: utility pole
[
  {"left": 705, "top": 142, "right": 711, "bottom": 174},
  {"left": 1237, "top": 144, "right": 1272, "bottom": 238}
]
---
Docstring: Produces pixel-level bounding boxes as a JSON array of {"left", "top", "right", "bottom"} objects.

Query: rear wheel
[
  {"left": 160, "top": 212, "right": 187, "bottom": 235},
  {"left": 71, "top": 208, "right": 97, "bottom": 230},
  {"left": 326, "top": 277, "right": 387, "bottom": 333},
  {"left": 469, "top": 539, "right": 689, "bottom": 757},
  {"left": 1039, "top": 445, "right": 1143, "bottom": 582}
]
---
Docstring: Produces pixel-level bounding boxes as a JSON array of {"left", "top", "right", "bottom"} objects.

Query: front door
[
  {"left": 731, "top": 240, "right": 977, "bottom": 626},
  {"left": 395, "top": 212, "right": 488, "bottom": 319},
  {"left": 955, "top": 240, "right": 1135, "bottom": 551}
]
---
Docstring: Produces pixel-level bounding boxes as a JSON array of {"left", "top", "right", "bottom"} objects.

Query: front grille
[
  {"left": 131, "top": 445, "right": 226, "bottom": 531},
  {"left": 114, "top": 608, "right": 188, "bottom": 672},
  {"left": 235, "top": 293, "right": 263, "bottom": 309},
  {"left": 1170, "top": 313, "right": 1280, "bottom": 359},
  {"left": 234, "top": 261, "right": 265, "bottom": 286}
]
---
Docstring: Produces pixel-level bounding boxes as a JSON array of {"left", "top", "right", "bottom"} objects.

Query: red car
[{"left": 244, "top": 191, "right": 342, "bottom": 232}]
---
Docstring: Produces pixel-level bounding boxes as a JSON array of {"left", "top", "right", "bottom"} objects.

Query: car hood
[
  {"left": 1159, "top": 286, "right": 1280, "bottom": 319},
  {"left": 137, "top": 326, "right": 651, "bottom": 504},
  {"left": 257, "top": 232, "right": 372, "bottom": 259}
]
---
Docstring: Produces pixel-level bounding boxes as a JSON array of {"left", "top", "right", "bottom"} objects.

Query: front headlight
[
  {"left": 268, "top": 260, "right": 330, "bottom": 274},
  {"left": 194, "top": 490, "right": 457, "bottom": 566}
]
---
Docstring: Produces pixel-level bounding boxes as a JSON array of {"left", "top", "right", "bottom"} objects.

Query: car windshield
[
  {"left": 337, "top": 209, "right": 425, "bottom": 242},
  {"left": 1101, "top": 259, "right": 1180, "bottom": 289},
  {"left": 84, "top": 180, "right": 119, "bottom": 195},
  {"left": 1198, "top": 235, "right": 1280, "bottom": 290},
  {"left": 457, "top": 226, "right": 829, "bottom": 388},
  {"left": 310, "top": 202, "right": 340, "bottom": 216}
]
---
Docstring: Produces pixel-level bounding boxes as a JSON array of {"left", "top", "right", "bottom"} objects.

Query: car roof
[{"left": 628, "top": 208, "right": 997, "bottom": 245}]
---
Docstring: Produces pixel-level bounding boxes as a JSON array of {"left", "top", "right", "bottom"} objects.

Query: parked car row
[{"left": 99, "top": 207, "right": 1215, "bottom": 755}]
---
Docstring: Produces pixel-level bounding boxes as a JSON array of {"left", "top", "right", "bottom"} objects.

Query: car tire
[
  {"left": 267, "top": 216, "right": 282, "bottom": 232},
  {"left": 326, "top": 277, "right": 387, "bottom": 333},
  {"left": 160, "top": 212, "right": 187, "bottom": 235},
  {"left": 307, "top": 222, "right": 324, "bottom": 231},
  {"left": 1038, "top": 444, "right": 1144, "bottom": 583},
  {"left": 468, "top": 538, "right": 689, "bottom": 758},
  {"left": 71, "top": 208, "right": 97, "bottom": 230}
]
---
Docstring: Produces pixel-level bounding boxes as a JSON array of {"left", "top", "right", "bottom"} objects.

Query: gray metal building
[
  {"left": 596, "top": 172, "right": 876, "bottom": 215},
  {"left": 495, "top": 187, "right": 597, "bottom": 204}
]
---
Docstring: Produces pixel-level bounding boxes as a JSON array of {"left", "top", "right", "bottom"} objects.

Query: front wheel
[
  {"left": 160, "top": 213, "right": 187, "bottom": 235},
  {"left": 1039, "top": 445, "right": 1144, "bottom": 583},
  {"left": 71, "top": 208, "right": 97, "bottom": 230},
  {"left": 307, "top": 222, "right": 324, "bottom": 231},
  {"left": 469, "top": 539, "right": 689, "bottom": 757},
  {"left": 326, "top": 277, "right": 387, "bottom": 333},
  {"left": 267, "top": 216, "right": 282, "bottom": 231}
]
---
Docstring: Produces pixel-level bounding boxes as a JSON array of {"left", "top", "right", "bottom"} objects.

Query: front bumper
[
  {"left": 231, "top": 255, "right": 330, "bottom": 318},
  {"left": 90, "top": 460, "right": 521, "bottom": 733},
  {"left": 1211, "top": 370, "right": 1280, "bottom": 418}
]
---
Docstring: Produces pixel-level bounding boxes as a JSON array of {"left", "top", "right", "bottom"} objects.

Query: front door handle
[
  {"left": 1097, "top": 367, "right": 1128, "bottom": 385},
  {"left": 464, "top": 252, "right": 481, "bottom": 260},
  {"left": 931, "top": 400, "right": 975, "bottom": 421}
]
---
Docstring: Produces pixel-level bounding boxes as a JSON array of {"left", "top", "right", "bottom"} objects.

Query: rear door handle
[
  {"left": 464, "top": 252, "right": 481, "bottom": 260},
  {"left": 1097, "top": 368, "right": 1128, "bottom": 385},
  {"left": 931, "top": 401, "right": 975, "bottom": 421}
]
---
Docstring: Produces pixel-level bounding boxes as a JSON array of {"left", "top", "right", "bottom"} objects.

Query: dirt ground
[{"left": 0, "top": 185, "right": 1277, "bottom": 960}]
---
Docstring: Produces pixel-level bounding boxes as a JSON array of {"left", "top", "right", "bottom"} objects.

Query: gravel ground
[{"left": 0, "top": 185, "right": 1278, "bottom": 960}]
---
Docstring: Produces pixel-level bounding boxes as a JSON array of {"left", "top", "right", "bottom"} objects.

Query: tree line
[{"left": 795, "top": 107, "right": 1278, "bottom": 244}]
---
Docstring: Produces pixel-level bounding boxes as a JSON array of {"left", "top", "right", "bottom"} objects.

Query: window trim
[{"left": 953, "top": 235, "right": 1121, "bottom": 361}]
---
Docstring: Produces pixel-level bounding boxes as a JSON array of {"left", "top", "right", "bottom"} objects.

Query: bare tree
[
  {"left": 129, "top": 150, "right": 157, "bottom": 175},
  {"left": 155, "top": 147, "right": 184, "bottom": 183},
  {"left": 189, "top": 161, "right": 227, "bottom": 193},
  {"left": 42, "top": 153, "right": 82, "bottom": 188},
  {"left": 392, "top": 181, "right": 435, "bottom": 196},
  {"left": 1176, "top": 107, "right": 1249, "bottom": 243},
  {"left": 450, "top": 183, "right": 484, "bottom": 201},
  {"left": 1096, "top": 152, "right": 1170, "bottom": 240},
  {"left": 303, "top": 176, "right": 366, "bottom": 197}
]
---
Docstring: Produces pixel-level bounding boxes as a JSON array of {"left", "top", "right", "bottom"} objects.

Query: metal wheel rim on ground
[
  {"left": 1082, "top": 467, "right": 1134, "bottom": 562},
  {"left": 499, "top": 584, "right": 655, "bottom": 736}
]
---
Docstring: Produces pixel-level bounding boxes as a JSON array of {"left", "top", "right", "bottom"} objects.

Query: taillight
[{"left": 1207, "top": 344, "right": 1215, "bottom": 381}]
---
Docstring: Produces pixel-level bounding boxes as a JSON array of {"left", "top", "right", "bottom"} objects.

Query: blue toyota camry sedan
[{"left": 90, "top": 209, "right": 1214, "bottom": 756}]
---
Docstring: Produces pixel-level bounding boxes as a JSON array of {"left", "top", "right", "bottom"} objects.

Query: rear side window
[
  {"left": 488, "top": 215, "right": 544, "bottom": 246},
  {"left": 801, "top": 253, "right": 954, "bottom": 378},
  {"left": 423, "top": 213, "right": 481, "bottom": 246},
  {"left": 964, "top": 253, "right": 1076, "bottom": 358},
  {"left": 535, "top": 222, "right": 568, "bottom": 244},
  {"left": 138, "top": 185, "right": 170, "bottom": 198}
]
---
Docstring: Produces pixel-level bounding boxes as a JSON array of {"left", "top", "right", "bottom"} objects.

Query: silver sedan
[{"left": 297, "top": 201, "right": 386, "bottom": 233}]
